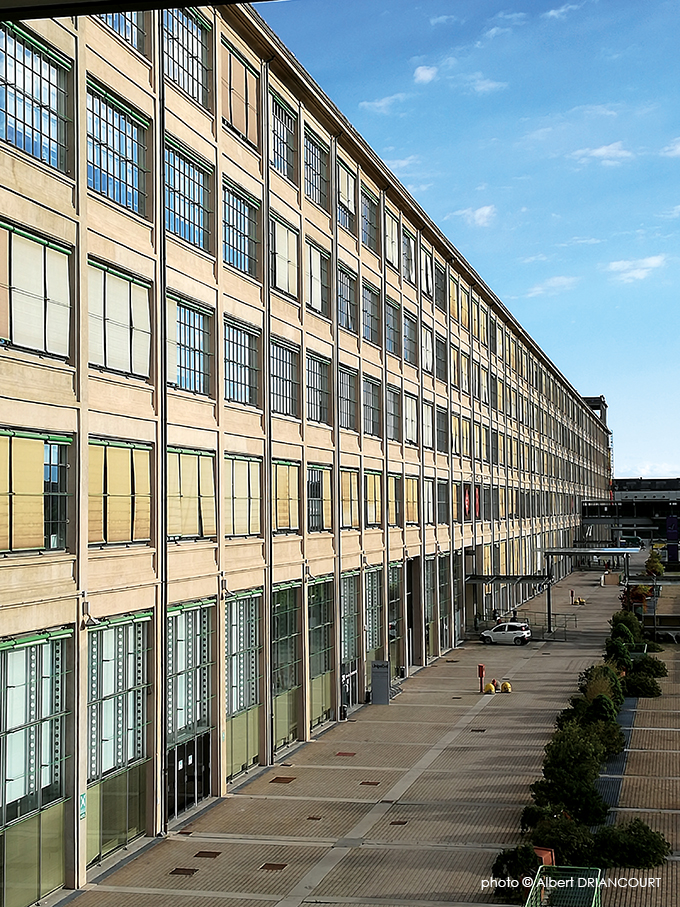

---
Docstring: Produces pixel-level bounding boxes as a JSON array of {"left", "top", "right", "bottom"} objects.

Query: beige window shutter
[
  {"left": 230, "top": 53, "right": 247, "bottom": 136},
  {"left": 132, "top": 448, "right": 151, "bottom": 541},
  {"left": 224, "top": 458, "right": 234, "bottom": 536},
  {"left": 350, "top": 472, "right": 359, "bottom": 528},
  {"left": 106, "top": 446, "right": 132, "bottom": 543},
  {"left": 232, "top": 459, "right": 248, "bottom": 535},
  {"left": 167, "top": 452, "right": 182, "bottom": 536},
  {"left": 11, "top": 235, "right": 44, "bottom": 351},
  {"left": 249, "top": 460, "right": 261, "bottom": 535},
  {"left": 199, "top": 456, "right": 216, "bottom": 537},
  {"left": 11, "top": 437, "right": 44, "bottom": 549},
  {"left": 0, "top": 229, "right": 9, "bottom": 340},
  {"left": 131, "top": 284, "right": 151, "bottom": 377},
  {"left": 106, "top": 273, "right": 131, "bottom": 372},
  {"left": 309, "top": 246, "right": 321, "bottom": 310},
  {"left": 220, "top": 44, "right": 231, "bottom": 123},
  {"left": 375, "top": 474, "right": 382, "bottom": 522},
  {"left": 341, "top": 470, "right": 350, "bottom": 528},
  {"left": 88, "top": 444, "right": 105, "bottom": 544},
  {"left": 0, "top": 436, "right": 9, "bottom": 550},
  {"left": 45, "top": 247, "right": 70, "bottom": 357},
  {"left": 246, "top": 70, "right": 258, "bottom": 146},
  {"left": 274, "top": 222, "right": 288, "bottom": 291},
  {"left": 275, "top": 463, "right": 289, "bottom": 529},
  {"left": 289, "top": 465, "right": 299, "bottom": 530},
  {"left": 287, "top": 229, "right": 298, "bottom": 296},
  {"left": 180, "top": 453, "right": 199, "bottom": 537},
  {"left": 167, "top": 296, "right": 178, "bottom": 384},
  {"left": 88, "top": 266, "right": 105, "bottom": 366}
]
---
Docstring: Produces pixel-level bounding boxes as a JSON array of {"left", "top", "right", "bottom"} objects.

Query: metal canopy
[
  {"left": 0, "top": 1, "right": 261, "bottom": 20},
  {"left": 465, "top": 574, "right": 549, "bottom": 585},
  {"left": 627, "top": 575, "right": 680, "bottom": 586},
  {"left": 544, "top": 547, "right": 640, "bottom": 555}
]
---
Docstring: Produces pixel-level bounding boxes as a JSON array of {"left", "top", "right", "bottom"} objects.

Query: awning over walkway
[{"left": 465, "top": 574, "right": 549, "bottom": 585}]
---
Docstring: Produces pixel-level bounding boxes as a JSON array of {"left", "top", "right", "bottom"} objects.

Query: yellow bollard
[
  {"left": 484, "top": 682, "right": 495, "bottom": 694},
  {"left": 501, "top": 681, "right": 512, "bottom": 693}
]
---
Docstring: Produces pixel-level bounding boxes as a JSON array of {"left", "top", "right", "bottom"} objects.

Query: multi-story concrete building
[{"left": 0, "top": 6, "right": 611, "bottom": 904}]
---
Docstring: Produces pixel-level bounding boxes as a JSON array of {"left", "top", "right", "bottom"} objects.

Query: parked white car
[{"left": 480, "top": 622, "right": 532, "bottom": 645}]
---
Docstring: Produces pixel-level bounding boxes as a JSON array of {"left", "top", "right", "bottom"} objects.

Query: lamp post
[{"left": 545, "top": 554, "right": 553, "bottom": 634}]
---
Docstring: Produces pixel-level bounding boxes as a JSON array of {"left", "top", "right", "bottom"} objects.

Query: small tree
[
  {"left": 610, "top": 608, "right": 644, "bottom": 641},
  {"left": 593, "top": 819, "right": 671, "bottom": 868},
  {"left": 645, "top": 550, "right": 664, "bottom": 577}
]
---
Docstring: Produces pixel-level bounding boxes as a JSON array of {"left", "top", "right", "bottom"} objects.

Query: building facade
[{"left": 0, "top": 6, "right": 611, "bottom": 904}]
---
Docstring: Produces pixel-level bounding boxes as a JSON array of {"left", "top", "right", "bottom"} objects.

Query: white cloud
[
  {"left": 659, "top": 205, "right": 680, "bottom": 219},
  {"left": 526, "top": 275, "right": 579, "bottom": 297},
  {"left": 557, "top": 236, "right": 602, "bottom": 246},
  {"left": 617, "top": 461, "right": 680, "bottom": 479},
  {"left": 384, "top": 155, "right": 419, "bottom": 174},
  {"left": 660, "top": 137, "right": 680, "bottom": 157},
  {"left": 464, "top": 72, "right": 508, "bottom": 94},
  {"left": 430, "top": 14, "right": 458, "bottom": 25},
  {"left": 522, "top": 254, "right": 548, "bottom": 263},
  {"left": 570, "top": 141, "right": 634, "bottom": 165},
  {"left": 406, "top": 183, "right": 433, "bottom": 194},
  {"left": 606, "top": 255, "right": 665, "bottom": 282},
  {"left": 359, "top": 93, "right": 409, "bottom": 115},
  {"left": 494, "top": 11, "right": 527, "bottom": 23},
  {"left": 542, "top": 3, "right": 582, "bottom": 20},
  {"left": 452, "top": 205, "right": 497, "bottom": 227},
  {"left": 482, "top": 26, "right": 511, "bottom": 40},
  {"left": 414, "top": 65, "right": 438, "bottom": 84}
]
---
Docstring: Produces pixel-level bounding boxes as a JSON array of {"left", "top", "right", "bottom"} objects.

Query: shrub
[
  {"left": 587, "top": 719, "right": 625, "bottom": 759},
  {"left": 492, "top": 844, "right": 541, "bottom": 901},
  {"left": 645, "top": 551, "right": 665, "bottom": 577},
  {"left": 644, "top": 640, "right": 664, "bottom": 653},
  {"left": 587, "top": 693, "right": 618, "bottom": 724},
  {"left": 520, "top": 803, "right": 553, "bottom": 832},
  {"left": 605, "top": 637, "right": 633, "bottom": 673},
  {"left": 610, "top": 609, "right": 643, "bottom": 642},
  {"left": 611, "top": 623, "right": 635, "bottom": 647},
  {"left": 631, "top": 654, "right": 668, "bottom": 678},
  {"left": 623, "top": 673, "right": 662, "bottom": 698},
  {"left": 578, "top": 664, "right": 624, "bottom": 709},
  {"left": 593, "top": 819, "right": 671, "bottom": 868},
  {"left": 530, "top": 816, "right": 594, "bottom": 866}
]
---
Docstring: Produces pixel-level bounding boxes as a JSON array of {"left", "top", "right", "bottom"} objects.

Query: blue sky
[{"left": 254, "top": 0, "right": 680, "bottom": 478}]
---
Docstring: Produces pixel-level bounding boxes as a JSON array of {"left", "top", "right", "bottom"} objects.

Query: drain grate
[
  {"left": 470, "top": 728, "right": 486, "bottom": 733},
  {"left": 170, "top": 867, "right": 198, "bottom": 876},
  {"left": 261, "top": 863, "right": 287, "bottom": 871},
  {"left": 178, "top": 829, "right": 193, "bottom": 835},
  {"left": 194, "top": 851, "right": 220, "bottom": 859},
  {"left": 270, "top": 776, "right": 295, "bottom": 783},
  {"left": 451, "top": 696, "right": 462, "bottom": 699},
  {"left": 390, "top": 820, "right": 408, "bottom": 825},
  {"left": 360, "top": 780, "right": 381, "bottom": 786},
  {"left": 336, "top": 751, "right": 356, "bottom": 757},
  {"left": 307, "top": 815, "right": 322, "bottom": 820}
]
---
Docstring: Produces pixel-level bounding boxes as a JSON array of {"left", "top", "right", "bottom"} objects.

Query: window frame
[
  {"left": 337, "top": 161, "right": 356, "bottom": 233},
  {"left": 362, "top": 377, "right": 382, "bottom": 438},
  {"left": 305, "top": 241, "right": 330, "bottom": 318},
  {"left": 338, "top": 267, "right": 357, "bottom": 334},
  {"left": 270, "top": 217, "right": 298, "bottom": 298},
  {"left": 271, "top": 94, "right": 297, "bottom": 183},
  {"left": 270, "top": 339, "right": 300, "bottom": 418},
  {"left": 272, "top": 460, "right": 300, "bottom": 533},
  {"left": 306, "top": 353, "right": 331, "bottom": 425},
  {"left": 360, "top": 186, "right": 380, "bottom": 254},
  {"left": 224, "top": 455, "right": 261, "bottom": 537},
  {"left": 362, "top": 282, "right": 381, "bottom": 347},
  {"left": 165, "top": 139, "right": 212, "bottom": 251},
  {"left": 163, "top": 7, "right": 210, "bottom": 107},
  {"left": 339, "top": 367, "right": 357, "bottom": 431},
  {"left": 223, "top": 181, "right": 259, "bottom": 278},
  {"left": 307, "top": 465, "right": 332, "bottom": 532},
  {"left": 304, "top": 128, "right": 329, "bottom": 210},
  {"left": 224, "top": 317, "right": 259, "bottom": 407}
]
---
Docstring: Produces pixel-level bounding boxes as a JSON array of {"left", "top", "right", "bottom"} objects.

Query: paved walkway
[{"left": 65, "top": 562, "right": 678, "bottom": 907}]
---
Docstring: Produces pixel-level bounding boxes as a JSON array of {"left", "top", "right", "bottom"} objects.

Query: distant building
[{"left": 0, "top": 6, "right": 611, "bottom": 904}]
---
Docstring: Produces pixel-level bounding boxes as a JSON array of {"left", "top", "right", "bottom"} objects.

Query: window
[
  {"left": 0, "top": 633, "right": 67, "bottom": 835},
  {"left": 88, "top": 442, "right": 151, "bottom": 544},
  {"left": 422, "top": 327, "right": 433, "bottom": 373},
  {"left": 340, "top": 469, "right": 359, "bottom": 529},
  {"left": 483, "top": 425, "right": 490, "bottom": 462},
  {"left": 224, "top": 318, "right": 259, "bottom": 406},
  {"left": 404, "top": 394, "right": 418, "bottom": 444},
  {"left": 163, "top": 8, "right": 209, "bottom": 106},
  {"left": 99, "top": 11, "right": 144, "bottom": 51},
  {"left": 223, "top": 183, "right": 258, "bottom": 277},
  {"left": 2, "top": 230, "right": 71, "bottom": 358},
  {"left": 460, "top": 353, "right": 470, "bottom": 394},
  {"left": 339, "top": 367, "right": 357, "bottom": 431},
  {"left": 271, "top": 586, "right": 300, "bottom": 745},
  {"left": 437, "top": 480, "right": 449, "bottom": 524},
  {"left": 0, "top": 23, "right": 68, "bottom": 171},
  {"left": 167, "top": 449, "right": 216, "bottom": 539},
  {"left": 166, "top": 603, "right": 212, "bottom": 745},
  {"left": 435, "top": 335, "right": 447, "bottom": 383},
  {"left": 0, "top": 433, "right": 69, "bottom": 552},
  {"left": 385, "top": 210, "right": 399, "bottom": 267},
  {"left": 271, "top": 96, "right": 296, "bottom": 182},
  {"left": 363, "top": 378, "right": 381, "bottom": 437},
  {"left": 270, "top": 219, "right": 298, "bottom": 296},
  {"left": 165, "top": 141, "right": 211, "bottom": 250},
  {"left": 450, "top": 346, "right": 459, "bottom": 387},
  {"left": 308, "top": 579, "right": 333, "bottom": 681},
  {"left": 436, "top": 407, "right": 449, "bottom": 454},
  {"left": 434, "top": 263, "right": 447, "bottom": 311},
  {"left": 451, "top": 415, "right": 460, "bottom": 455},
  {"left": 403, "top": 231, "right": 416, "bottom": 284},
  {"left": 472, "top": 362, "right": 480, "bottom": 400},
  {"left": 405, "top": 476, "right": 419, "bottom": 524},
  {"left": 460, "top": 288, "right": 470, "bottom": 330},
  {"left": 338, "top": 162, "right": 356, "bottom": 232},
  {"left": 305, "top": 130, "right": 329, "bottom": 209},
  {"left": 481, "top": 366, "right": 489, "bottom": 404},
  {"left": 171, "top": 299, "right": 211, "bottom": 394},
  {"left": 388, "top": 474, "right": 402, "bottom": 526},
  {"left": 473, "top": 422, "right": 482, "bottom": 460},
  {"left": 307, "top": 466, "right": 332, "bottom": 532},
  {"left": 87, "top": 85, "right": 146, "bottom": 214},
  {"left": 362, "top": 283, "right": 381, "bottom": 346},
  {"left": 306, "top": 242, "right": 329, "bottom": 317},
  {"left": 450, "top": 277, "right": 459, "bottom": 322},
  {"left": 386, "top": 300, "right": 401, "bottom": 355},
  {"left": 361, "top": 187, "right": 379, "bottom": 253},
  {"left": 386, "top": 388, "right": 401, "bottom": 441},
  {"left": 403, "top": 314, "right": 418, "bottom": 365},
  {"left": 421, "top": 249, "right": 433, "bottom": 297},
  {"left": 365, "top": 568, "right": 383, "bottom": 655},
  {"left": 462, "top": 418, "right": 471, "bottom": 458},
  {"left": 221, "top": 39, "right": 258, "bottom": 145},
  {"left": 307, "top": 354, "right": 330, "bottom": 424},
  {"left": 338, "top": 267, "right": 357, "bottom": 333},
  {"left": 224, "top": 456, "right": 260, "bottom": 536},
  {"left": 423, "top": 403, "right": 433, "bottom": 449},
  {"left": 272, "top": 461, "right": 299, "bottom": 532},
  {"left": 424, "top": 478, "right": 435, "bottom": 524},
  {"left": 88, "top": 620, "right": 149, "bottom": 782},
  {"left": 365, "top": 472, "right": 382, "bottom": 526},
  {"left": 271, "top": 340, "right": 299, "bottom": 417},
  {"left": 225, "top": 593, "right": 261, "bottom": 738}
]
